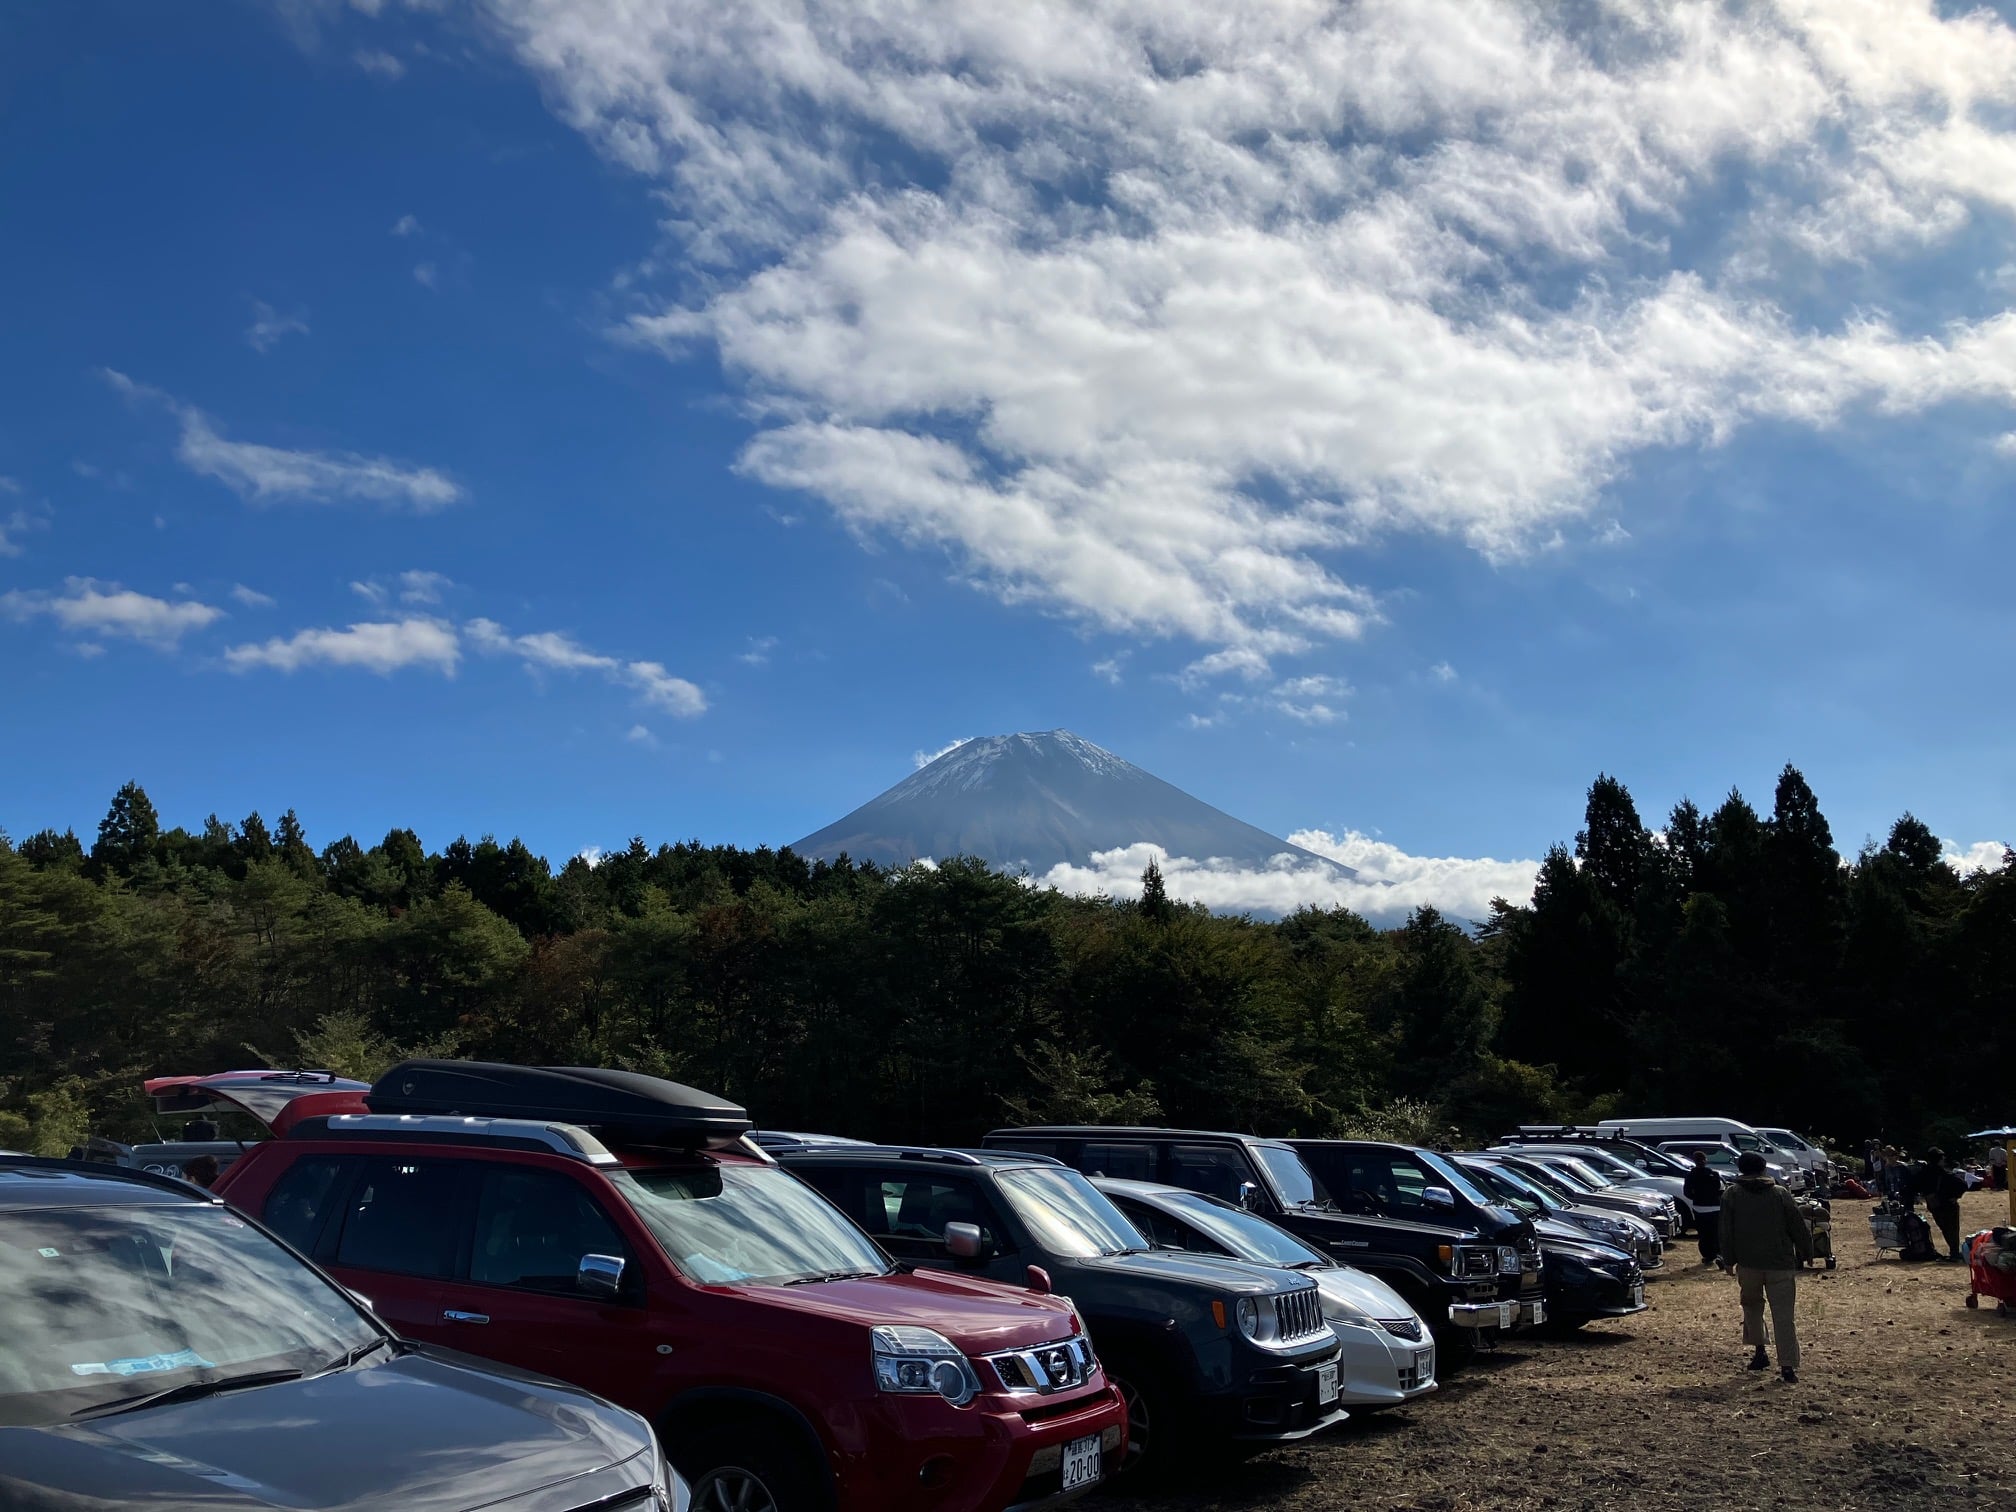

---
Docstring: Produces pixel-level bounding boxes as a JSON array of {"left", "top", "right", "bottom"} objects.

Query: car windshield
[
  {"left": 1761, "top": 1131, "right": 1804, "bottom": 1154},
  {"left": 1505, "top": 1161, "right": 1581, "bottom": 1205},
  {"left": 1416, "top": 1149, "right": 1502, "bottom": 1208},
  {"left": 1541, "top": 1157, "right": 1612, "bottom": 1190},
  {"left": 1460, "top": 1163, "right": 1543, "bottom": 1218},
  {"left": 1156, "top": 1191, "right": 1329, "bottom": 1267},
  {"left": 1729, "top": 1132, "right": 1772, "bottom": 1154},
  {"left": 1254, "top": 1145, "right": 1323, "bottom": 1208},
  {"left": 0, "top": 1199, "right": 378, "bottom": 1427},
  {"left": 1568, "top": 1148, "right": 1642, "bottom": 1180},
  {"left": 613, "top": 1163, "right": 892, "bottom": 1285},
  {"left": 995, "top": 1167, "right": 1148, "bottom": 1258}
]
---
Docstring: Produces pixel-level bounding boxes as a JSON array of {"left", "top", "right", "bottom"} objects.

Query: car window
[
  {"left": 469, "top": 1167, "right": 632, "bottom": 1295},
  {"left": 614, "top": 1163, "right": 891, "bottom": 1285},
  {"left": 1253, "top": 1145, "right": 1322, "bottom": 1208},
  {"left": 1314, "top": 1149, "right": 1460, "bottom": 1220},
  {"left": 1166, "top": 1143, "right": 1253, "bottom": 1204},
  {"left": 0, "top": 1202, "right": 377, "bottom": 1427},
  {"left": 1080, "top": 1141, "right": 1157, "bottom": 1181},
  {"left": 261, "top": 1156, "right": 348, "bottom": 1255},
  {"left": 1114, "top": 1197, "right": 1214, "bottom": 1254},
  {"left": 850, "top": 1174, "right": 1010, "bottom": 1261},
  {"left": 994, "top": 1166, "right": 1147, "bottom": 1259},
  {"left": 1155, "top": 1191, "right": 1330, "bottom": 1266},
  {"left": 332, "top": 1157, "right": 465, "bottom": 1279}
]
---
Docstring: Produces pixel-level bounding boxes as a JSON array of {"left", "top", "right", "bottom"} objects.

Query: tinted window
[
  {"left": 1114, "top": 1197, "right": 1216, "bottom": 1254},
  {"left": 1166, "top": 1144, "right": 1251, "bottom": 1204},
  {"left": 470, "top": 1167, "right": 631, "bottom": 1294},
  {"left": 1254, "top": 1145, "right": 1321, "bottom": 1208},
  {"left": 1080, "top": 1141, "right": 1156, "bottom": 1180},
  {"left": 1311, "top": 1149, "right": 1465, "bottom": 1221},
  {"left": 262, "top": 1156, "right": 348, "bottom": 1255},
  {"left": 333, "top": 1157, "right": 464, "bottom": 1279},
  {"left": 794, "top": 1171, "right": 1011, "bottom": 1262}
]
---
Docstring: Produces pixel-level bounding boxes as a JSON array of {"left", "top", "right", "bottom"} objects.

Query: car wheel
[
  {"left": 1104, "top": 1360, "right": 1182, "bottom": 1478},
  {"left": 683, "top": 1428, "right": 822, "bottom": 1512},
  {"left": 1431, "top": 1322, "right": 1477, "bottom": 1373}
]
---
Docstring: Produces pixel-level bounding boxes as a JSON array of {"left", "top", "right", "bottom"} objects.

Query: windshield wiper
[
  {"left": 781, "top": 1268, "right": 885, "bottom": 1286},
  {"left": 323, "top": 1335, "right": 392, "bottom": 1373},
  {"left": 72, "top": 1368, "right": 304, "bottom": 1420}
]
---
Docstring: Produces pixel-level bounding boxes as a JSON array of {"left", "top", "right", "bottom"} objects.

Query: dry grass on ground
[{"left": 1108, "top": 1189, "right": 2016, "bottom": 1511}]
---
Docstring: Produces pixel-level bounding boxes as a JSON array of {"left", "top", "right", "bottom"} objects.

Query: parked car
[
  {"left": 1501, "top": 1128, "right": 1707, "bottom": 1224},
  {"left": 0, "top": 1155, "right": 686, "bottom": 1511},
  {"left": 1449, "top": 1158, "right": 1649, "bottom": 1331},
  {"left": 1491, "top": 1141, "right": 1692, "bottom": 1224},
  {"left": 984, "top": 1126, "right": 1541, "bottom": 1370},
  {"left": 188, "top": 1063, "right": 1127, "bottom": 1512},
  {"left": 1755, "top": 1127, "right": 1834, "bottom": 1186},
  {"left": 780, "top": 1144, "right": 1345, "bottom": 1476},
  {"left": 1657, "top": 1139, "right": 1801, "bottom": 1191},
  {"left": 1454, "top": 1155, "right": 1663, "bottom": 1269},
  {"left": 1479, "top": 1152, "right": 1676, "bottom": 1236},
  {"left": 1595, "top": 1117, "right": 1795, "bottom": 1174},
  {"left": 1090, "top": 1177, "right": 1437, "bottom": 1410},
  {"left": 1490, "top": 1149, "right": 1684, "bottom": 1229}
]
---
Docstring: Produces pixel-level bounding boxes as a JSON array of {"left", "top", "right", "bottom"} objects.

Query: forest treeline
[{"left": 1, "top": 763, "right": 2009, "bottom": 1158}]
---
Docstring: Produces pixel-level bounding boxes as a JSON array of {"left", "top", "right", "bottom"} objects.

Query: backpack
[{"left": 1899, "top": 1211, "right": 1936, "bottom": 1262}]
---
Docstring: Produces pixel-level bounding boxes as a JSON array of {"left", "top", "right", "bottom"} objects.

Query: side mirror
[
  {"left": 944, "top": 1222, "right": 987, "bottom": 1259},
  {"left": 1025, "top": 1264, "right": 1053, "bottom": 1295},
  {"left": 578, "top": 1253, "right": 626, "bottom": 1298},
  {"left": 1236, "top": 1181, "right": 1259, "bottom": 1211},
  {"left": 1421, "top": 1186, "right": 1457, "bottom": 1211}
]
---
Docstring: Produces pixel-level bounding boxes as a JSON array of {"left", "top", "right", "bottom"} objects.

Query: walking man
[
  {"left": 1917, "top": 1148, "right": 1967, "bottom": 1262},
  {"left": 1685, "top": 1149, "right": 1724, "bottom": 1265},
  {"left": 1720, "top": 1151, "right": 1813, "bottom": 1383}
]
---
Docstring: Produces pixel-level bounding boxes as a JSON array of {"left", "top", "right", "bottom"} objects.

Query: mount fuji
[{"left": 791, "top": 730, "right": 1357, "bottom": 878}]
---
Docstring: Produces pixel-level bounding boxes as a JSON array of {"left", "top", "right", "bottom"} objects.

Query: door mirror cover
[
  {"left": 578, "top": 1252, "right": 626, "bottom": 1297},
  {"left": 1421, "top": 1186, "right": 1457, "bottom": 1210},
  {"left": 944, "top": 1222, "right": 987, "bottom": 1259}
]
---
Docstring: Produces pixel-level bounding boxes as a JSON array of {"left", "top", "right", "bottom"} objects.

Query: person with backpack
[
  {"left": 1685, "top": 1149, "right": 1724, "bottom": 1265},
  {"left": 1720, "top": 1151, "right": 1814, "bottom": 1383},
  {"left": 1916, "top": 1148, "right": 1967, "bottom": 1262}
]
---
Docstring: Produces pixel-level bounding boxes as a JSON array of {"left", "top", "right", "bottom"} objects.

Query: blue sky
[{"left": 4, "top": 1, "right": 2014, "bottom": 916}]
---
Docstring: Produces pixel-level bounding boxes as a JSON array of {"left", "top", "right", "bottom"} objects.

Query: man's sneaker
[
  {"left": 1781, "top": 1368, "right": 1798, "bottom": 1384},
  {"left": 1747, "top": 1350, "right": 1770, "bottom": 1371}
]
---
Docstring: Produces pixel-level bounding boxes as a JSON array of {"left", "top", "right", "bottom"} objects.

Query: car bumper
[
  {"left": 1552, "top": 1275, "right": 1647, "bottom": 1321},
  {"left": 1331, "top": 1325, "right": 1438, "bottom": 1405},
  {"left": 1206, "top": 1348, "right": 1351, "bottom": 1443},
  {"left": 1445, "top": 1300, "right": 1517, "bottom": 1330},
  {"left": 848, "top": 1381, "right": 1127, "bottom": 1512}
]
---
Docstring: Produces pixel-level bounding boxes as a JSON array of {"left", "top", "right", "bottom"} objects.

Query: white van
[
  {"left": 1596, "top": 1118, "right": 1781, "bottom": 1159},
  {"left": 1755, "top": 1127, "right": 1832, "bottom": 1184}
]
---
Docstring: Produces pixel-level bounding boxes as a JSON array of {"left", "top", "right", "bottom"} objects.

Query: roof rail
[
  {"left": 0, "top": 1154, "right": 219, "bottom": 1202},
  {"left": 302, "top": 1115, "right": 621, "bottom": 1165}
]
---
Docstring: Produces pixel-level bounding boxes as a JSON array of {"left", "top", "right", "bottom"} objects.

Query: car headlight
[
  {"left": 871, "top": 1326, "right": 981, "bottom": 1406},
  {"left": 1442, "top": 1244, "right": 1498, "bottom": 1277},
  {"left": 1235, "top": 1294, "right": 1281, "bottom": 1344},
  {"left": 1497, "top": 1245, "right": 1521, "bottom": 1275},
  {"left": 651, "top": 1437, "right": 689, "bottom": 1511}
]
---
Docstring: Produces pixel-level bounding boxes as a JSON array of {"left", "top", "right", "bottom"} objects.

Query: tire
[
  {"left": 1103, "top": 1357, "right": 1187, "bottom": 1481},
  {"left": 680, "top": 1424, "right": 826, "bottom": 1512},
  {"left": 1431, "top": 1319, "right": 1477, "bottom": 1373},
  {"left": 1966, "top": 1293, "right": 1979, "bottom": 1308}
]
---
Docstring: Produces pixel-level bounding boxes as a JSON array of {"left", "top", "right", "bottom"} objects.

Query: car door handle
[{"left": 442, "top": 1310, "right": 490, "bottom": 1325}]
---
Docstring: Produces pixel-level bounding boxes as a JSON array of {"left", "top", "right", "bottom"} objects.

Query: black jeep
[{"left": 984, "top": 1127, "right": 1542, "bottom": 1370}]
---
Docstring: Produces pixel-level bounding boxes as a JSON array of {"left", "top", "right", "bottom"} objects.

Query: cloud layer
[
  {"left": 472, "top": 0, "right": 2016, "bottom": 668},
  {"left": 1, "top": 578, "right": 223, "bottom": 647}
]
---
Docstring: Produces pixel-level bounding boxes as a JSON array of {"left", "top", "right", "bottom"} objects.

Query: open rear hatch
[{"left": 144, "top": 1069, "right": 372, "bottom": 1137}]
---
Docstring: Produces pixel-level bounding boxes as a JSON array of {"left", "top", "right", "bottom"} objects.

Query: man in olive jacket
[{"left": 1719, "top": 1151, "right": 1814, "bottom": 1383}]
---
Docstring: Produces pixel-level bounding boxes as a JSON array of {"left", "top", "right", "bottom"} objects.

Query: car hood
[
  {"left": 1282, "top": 1207, "right": 1500, "bottom": 1245},
  {"left": 1306, "top": 1264, "right": 1420, "bottom": 1323},
  {"left": 1537, "top": 1227, "right": 1633, "bottom": 1266},
  {"left": 0, "top": 1350, "right": 651, "bottom": 1512},
  {"left": 729, "top": 1266, "right": 1080, "bottom": 1354},
  {"left": 1069, "top": 1248, "right": 1316, "bottom": 1295}
]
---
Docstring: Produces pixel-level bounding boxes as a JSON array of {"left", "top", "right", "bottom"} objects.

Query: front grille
[
  {"left": 1276, "top": 1286, "right": 1327, "bottom": 1342},
  {"left": 1376, "top": 1316, "right": 1423, "bottom": 1343},
  {"left": 984, "top": 1334, "right": 1096, "bottom": 1395}
]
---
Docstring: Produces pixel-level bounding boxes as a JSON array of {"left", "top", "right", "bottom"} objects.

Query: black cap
[{"left": 1736, "top": 1151, "right": 1768, "bottom": 1177}]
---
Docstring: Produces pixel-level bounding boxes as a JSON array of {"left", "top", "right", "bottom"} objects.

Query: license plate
[
  {"left": 1497, "top": 1302, "right": 1515, "bottom": 1328},
  {"left": 1416, "top": 1347, "right": 1434, "bottom": 1379},
  {"left": 1316, "top": 1361, "right": 1339, "bottom": 1405},
  {"left": 1060, "top": 1435, "right": 1101, "bottom": 1491},
  {"left": 1632, "top": 1282, "right": 1645, "bottom": 1307}
]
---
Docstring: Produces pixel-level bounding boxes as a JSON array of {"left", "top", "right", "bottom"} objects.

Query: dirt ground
[{"left": 1106, "top": 1189, "right": 2016, "bottom": 1511}]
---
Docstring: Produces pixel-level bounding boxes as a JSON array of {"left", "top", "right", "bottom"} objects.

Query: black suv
[
  {"left": 0, "top": 1157, "right": 681, "bottom": 1512},
  {"left": 779, "top": 1146, "right": 1346, "bottom": 1476},
  {"left": 984, "top": 1128, "right": 1542, "bottom": 1369}
]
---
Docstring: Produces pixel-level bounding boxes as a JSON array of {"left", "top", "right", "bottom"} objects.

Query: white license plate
[
  {"left": 1632, "top": 1282, "right": 1645, "bottom": 1308},
  {"left": 1415, "top": 1347, "right": 1435, "bottom": 1379},
  {"left": 1316, "top": 1361, "right": 1339, "bottom": 1405},
  {"left": 1060, "top": 1435, "right": 1102, "bottom": 1491},
  {"left": 1497, "top": 1302, "right": 1515, "bottom": 1328}
]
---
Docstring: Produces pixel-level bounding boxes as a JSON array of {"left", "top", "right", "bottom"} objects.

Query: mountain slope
[{"left": 791, "top": 730, "right": 1356, "bottom": 877}]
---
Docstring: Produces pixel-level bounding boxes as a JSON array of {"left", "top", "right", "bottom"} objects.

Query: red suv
[{"left": 175, "top": 1062, "right": 1125, "bottom": 1512}]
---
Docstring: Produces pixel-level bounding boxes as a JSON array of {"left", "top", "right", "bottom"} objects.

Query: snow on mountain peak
[{"left": 890, "top": 730, "right": 1138, "bottom": 800}]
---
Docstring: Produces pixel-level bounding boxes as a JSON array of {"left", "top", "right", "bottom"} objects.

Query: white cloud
[
  {"left": 912, "top": 736, "right": 973, "bottom": 769},
  {"left": 224, "top": 617, "right": 460, "bottom": 675},
  {"left": 354, "top": 48, "right": 405, "bottom": 78},
  {"left": 626, "top": 723, "right": 659, "bottom": 747},
  {"left": 230, "top": 584, "right": 277, "bottom": 608},
  {"left": 0, "top": 509, "right": 43, "bottom": 558},
  {"left": 738, "top": 634, "right": 779, "bottom": 665},
  {"left": 245, "top": 300, "right": 309, "bottom": 353},
  {"left": 576, "top": 845, "right": 605, "bottom": 867},
  {"left": 1034, "top": 828, "right": 1540, "bottom": 924},
  {"left": 1942, "top": 838, "right": 2010, "bottom": 874},
  {"left": 102, "top": 370, "right": 461, "bottom": 511},
  {"left": 413, "top": 262, "right": 439, "bottom": 289},
  {"left": 391, "top": 214, "right": 421, "bottom": 237},
  {"left": 1091, "top": 655, "right": 1126, "bottom": 685},
  {"left": 1995, "top": 433, "right": 2016, "bottom": 458},
  {"left": 477, "top": 0, "right": 2016, "bottom": 662},
  {"left": 2, "top": 577, "right": 223, "bottom": 646},
  {"left": 1430, "top": 661, "right": 1459, "bottom": 684},
  {"left": 396, "top": 569, "right": 450, "bottom": 604},
  {"left": 467, "top": 617, "right": 707, "bottom": 716}
]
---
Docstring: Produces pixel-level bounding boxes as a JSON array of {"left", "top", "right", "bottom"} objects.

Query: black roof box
[{"left": 367, "top": 1060, "right": 752, "bottom": 1148}]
